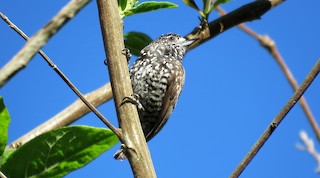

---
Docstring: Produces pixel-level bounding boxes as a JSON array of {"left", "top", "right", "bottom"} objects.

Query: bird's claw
[
  {"left": 121, "top": 93, "right": 145, "bottom": 111},
  {"left": 122, "top": 48, "right": 132, "bottom": 64},
  {"left": 104, "top": 48, "right": 131, "bottom": 66},
  {"left": 113, "top": 144, "right": 127, "bottom": 160}
]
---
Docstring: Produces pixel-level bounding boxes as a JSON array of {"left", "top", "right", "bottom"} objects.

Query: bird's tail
[{"left": 113, "top": 148, "right": 127, "bottom": 160}]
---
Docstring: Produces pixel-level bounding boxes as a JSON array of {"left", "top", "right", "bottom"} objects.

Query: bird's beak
[{"left": 181, "top": 38, "right": 198, "bottom": 47}]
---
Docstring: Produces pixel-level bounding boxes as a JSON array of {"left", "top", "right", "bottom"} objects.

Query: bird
[{"left": 114, "top": 33, "right": 196, "bottom": 160}]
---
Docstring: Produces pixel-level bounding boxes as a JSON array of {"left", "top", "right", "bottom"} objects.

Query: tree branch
[
  {"left": 186, "top": 0, "right": 284, "bottom": 49},
  {"left": 0, "top": 12, "right": 121, "bottom": 147},
  {"left": 0, "top": 171, "right": 7, "bottom": 178},
  {"left": 217, "top": 0, "right": 320, "bottom": 152},
  {"left": 6, "top": 0, "right": 287, "bottom": 148},
  {"left": 230, "top": 60, "right": 320, "bottom": 178},
  {"left": 0, "top": 0, "right": 91, "bottom": 87},
  {"left": 217, "top": 6, "right": 320, "bottom": 141},
  {"left": 296, "top": 130, "right": 320, "bottom": 173},
  {"left": 259, "top": 35, "right": 320, "bottom": 141},
  {"left": 8, "top": 83, "right": 113, "bottom": 148},
  {"left": 96, "top": 0, "right": 156, "bottom": 177}
]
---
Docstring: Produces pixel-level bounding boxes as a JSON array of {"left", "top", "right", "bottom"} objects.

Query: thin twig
[
  {"left": 0, "top": 0, "right": 283, "bottom": 88},
  {"left": 216, "top": 6, "right": 320, "bottom": 142},
  {"left": 230, "top": 60, "right": 320, "bottom": 178},
  {"left": 0, "top": 12, "right": 122, "bottom": 144},
  {"left": 97, "top": 0, "right": 156, "bottom": 177},
  {"left": 9, "top": 83, "right": 113, "bottom": 148},
  {"left": 0, "top": 0, "right": 91, "bottom": 87},
  {"left": 5, "top": 0, "right": 286, "bottom": 148},
  {"left": 0, "top": 171, "right": 7, "bottom": 178},
  {"left": 296, "top": 130, "right": 320, "bottom": 173}
]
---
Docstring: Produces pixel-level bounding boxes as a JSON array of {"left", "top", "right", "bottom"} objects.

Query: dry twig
[
  {"left": 0, "top": 171, "right": 7, "bottom": 178},
  {"left": 0, "top": 0, "right": 91, "bottom": 87},
  {"left": 4, "top": 0, "right": 286, "bottom": 149},
  {"left": 9, "top": 83, "right": 113, "bottom": 148},
  {"left": 296, "top": 130, "right": 320, "bottom": 173},
  {"left": 0, "top": 12, "right": 121, "bottom": 147},
  {"left": 215, "top": 6, "right": 320, "bottom": 142},
  {"left": 230, "top": 60, "right": 320, "bottom": 177}
]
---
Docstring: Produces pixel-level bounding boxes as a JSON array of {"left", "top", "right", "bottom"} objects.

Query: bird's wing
[{"left": 145, "top": 62, "right": 185, "bottom": 141}]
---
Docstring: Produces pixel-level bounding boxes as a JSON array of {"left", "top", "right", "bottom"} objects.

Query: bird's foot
[
  {"left": 122, "top": 48, "right": 132, "bottom": 64},
  {"left": 103, "top": 48, "right": 131, "bottom": 66},
  {"left": 121, "top": 93, "right": 145, "bottom": 111}
]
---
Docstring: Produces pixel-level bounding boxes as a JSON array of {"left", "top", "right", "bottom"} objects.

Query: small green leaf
[
  {"left": 118, "top": 0, "right": 138, "bottom": 13},
  {"left": 202, "top": 0, "right": 211, "bottom": 15},
  {"left": 0, "top": 97, "right": 10, "bottom": 157},
  {"left": 212, "top": 0, "right": 230, "bottom": 10},
  {"left": 124, "top": 32, "right": 153, "bottom": 56},
  {"left": 183, "top": 0, "right": 200, "bottom": 11},
  {"left": 123, "top": 1, "right": 178, "bottom": 17},
  {"left": 118, "top": 0, "right": 128, "bottom": 11},
  {"left": 0, "top": 126, "right": 119, "bottom": 178},
  {"left": 183, "top": 0, "right": 205, "bottom": 18}
]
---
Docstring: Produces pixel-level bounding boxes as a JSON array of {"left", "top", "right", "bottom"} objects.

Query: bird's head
[{"left": 141, "top": 33, "right": 196, "bottom": 61}]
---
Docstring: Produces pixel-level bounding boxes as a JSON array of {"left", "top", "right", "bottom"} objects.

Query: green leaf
[
  {"left": 118, "top": 0, "right": 138, "bottom": 13},
  {"left": 183, "top": 0, "right": 200, "bottom": 11},
  {"left": 123, "top": 1, "right": 178, "bottom": 17},
  {"left": 211, "top": 0, "right": 230, "bottom": 10},
  {"left": 0, "top": 126, "right": 119, "bottom": 178},
  {"left": 0, "top": 97, "right": 10, "bottom": 157},
  {"left": 124, "top": 32, "right": 153, "bottom": 56},
  {"left": 183, "top": 0, "right": 205, "bottom": 17},
  {"left": 118, "top": 0, "right": 128, "bottom": 11},
  {"left": 202, "top": 0, "right": 211, "bottom": 15},
  {"left": 0, "top": 149, "right": 15, "bottom": 168}
]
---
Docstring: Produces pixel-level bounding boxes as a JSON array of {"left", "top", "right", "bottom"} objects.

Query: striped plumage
[{"left": 114, "top": 33, "right": 195, "bottom": 160}]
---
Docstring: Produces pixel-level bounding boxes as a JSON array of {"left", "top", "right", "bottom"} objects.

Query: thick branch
[
  {"left": 9, "top": 83, "right": 113, "bottom": 148},
  {"left": 0, "top": 0, "right": 91, "bottom": 87},
  {"left": 96, "top": 0, "right": 156, "bottom": 177},
  {"left": 7, "top": 0, "right": 287, "bottom": 148},
  {"left": 0, "top": 12, "right": 120, "bottom": 147},
  {"left": 186, "top": 0, "right": 284, "bottom": 49},
  {"left": 230, "top": 60, "right": 320, "bottom": 178}
]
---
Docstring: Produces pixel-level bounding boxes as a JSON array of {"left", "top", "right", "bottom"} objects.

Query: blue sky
[{"left": 1, "top": 0, "right": 320, "bottom": 177}]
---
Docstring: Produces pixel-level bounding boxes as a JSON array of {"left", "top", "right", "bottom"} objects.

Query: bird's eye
[{"left": 169, "top": 36, "right": 175, "bottom": 41}]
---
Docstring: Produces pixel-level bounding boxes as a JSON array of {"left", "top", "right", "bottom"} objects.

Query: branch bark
[
  {"left": 96, "top": 0, "right": 156, "bottom": 177},
  {"left": 0, "top": 0, "right": 91, "bottom": 87},
  {"left": 230, "top": 60, "right": 320, "bottom": 178},
  {"left": 0, "top": 12, "right": 120, "bottom": 148},
  {"left": 9, "top": 83, "right": 113, "bottom": 148},
  {"left": 7, "top": 0, "right": 288, "bottom": 148},
  {"left": 186, "top": 0, "right": 284, "bottom": 48},
  {"left": 217, "top": 4, "right": 320, "bottom": 142},
  {"left": 5, "top": 0, "right": 317, "bottom": 176}
]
